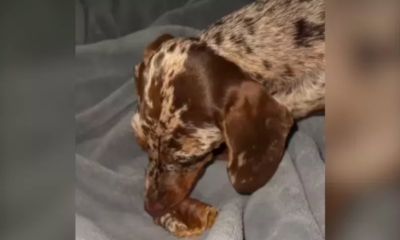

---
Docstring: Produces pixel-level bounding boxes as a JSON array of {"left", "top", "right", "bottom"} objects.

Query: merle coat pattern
[{"left": 132, "top": 0, "right": 325, "bottom": 222}]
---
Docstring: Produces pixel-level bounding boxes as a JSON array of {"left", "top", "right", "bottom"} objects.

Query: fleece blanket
[{"left": 75, "top": 0, "right": 326, "bottom": 240}]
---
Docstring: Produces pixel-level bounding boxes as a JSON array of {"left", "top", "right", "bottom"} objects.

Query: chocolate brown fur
[{"left": 132, "top": 0, "right": 324, "bottom": 217}]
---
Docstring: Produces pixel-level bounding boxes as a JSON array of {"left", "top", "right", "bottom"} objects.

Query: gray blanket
[{"left": 75, "top": 0, "right": 325, "bottom": 239}]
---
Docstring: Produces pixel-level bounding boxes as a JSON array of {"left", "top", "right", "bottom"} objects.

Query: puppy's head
[{"left": 132, "top": 34, "right": 293, "bottom": 216}]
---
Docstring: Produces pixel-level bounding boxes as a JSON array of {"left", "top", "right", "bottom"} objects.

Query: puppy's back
[{"left": 199, "top": 0, "right": 325, "bottom": 89}]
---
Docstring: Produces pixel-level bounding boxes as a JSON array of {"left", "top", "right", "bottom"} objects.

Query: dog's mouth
[
  {"left": 145, "top": 184, "right": 196, "bottom": 217},
  {"left": 145, "top": 196, "right": 185, "bottom": 217},
  {"left": 145, "top": 149, "right": 222, "bottom": 218}
]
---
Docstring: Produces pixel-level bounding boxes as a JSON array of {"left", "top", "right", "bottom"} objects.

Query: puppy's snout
[
  {"left": 145, "top": 200, "right": 166, "bottom": 216},
  {"left": 144, "top": 191, "right": 169, "bottom": 216}
]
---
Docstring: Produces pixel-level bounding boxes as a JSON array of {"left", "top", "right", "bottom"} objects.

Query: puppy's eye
[{"left": 164, "top": 164, "right": 178, "bottom": 171}]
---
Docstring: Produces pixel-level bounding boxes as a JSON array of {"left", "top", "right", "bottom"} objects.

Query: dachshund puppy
[
  {"left": 132, "top": 0, "right": 325, "bottom": 235},
  {"left": 133, "top": 39, "right": 294, "bottom": 213}
]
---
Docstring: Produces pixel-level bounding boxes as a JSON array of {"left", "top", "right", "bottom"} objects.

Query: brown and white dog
[{"left": 132, "top": 0, "right": 325, "bottom": 216}]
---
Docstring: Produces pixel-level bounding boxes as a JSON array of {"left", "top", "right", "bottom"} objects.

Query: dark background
[{"left": 75, "top": 0, "right": 255, "bottom": 45}]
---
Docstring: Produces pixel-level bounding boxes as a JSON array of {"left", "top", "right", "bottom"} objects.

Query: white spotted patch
[
  {"left": 131, "top": 112, "right": 146, "bottom": 139},
  {"left": 229, "top": 173, "right": 236, "bottom": 185},
  {"left": 237, "top": 152, "right": 246, "bottom": 167},
  {"left": 142, "top": 67, "right": 154, "bottom": 109}
]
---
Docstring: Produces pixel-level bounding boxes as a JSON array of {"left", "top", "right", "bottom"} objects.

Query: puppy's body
[
  {"left": 200, "top": 0, "right": 325, "bottom": 117},
  {"left": 132, "top": 0, "right": 325, "bottom": 217}
]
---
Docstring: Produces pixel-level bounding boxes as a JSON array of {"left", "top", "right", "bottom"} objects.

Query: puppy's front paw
[{"left": 154, "top": 198, "right": 218, "bottom": 238}]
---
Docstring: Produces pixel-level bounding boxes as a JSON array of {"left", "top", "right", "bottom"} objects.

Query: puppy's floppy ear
[
  {"left": 143, "top": 34, "right": 174, "bottom": 63},
  {"left": 223, "top": 81, "right": 293, "bottom": 194}
]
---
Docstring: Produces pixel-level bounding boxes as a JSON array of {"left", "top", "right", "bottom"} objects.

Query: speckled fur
[
  {"left": 133, "top": 0, "right": 324, "bottom": 216},
  {"left": 200, "top": 0, "right": 325, "bottom": 117},
  {"left": 132, "top": 39, "right": 222, "bottom": 159},
  {"left": 132, "top": 38, "right": 224, "bottom": 214}
]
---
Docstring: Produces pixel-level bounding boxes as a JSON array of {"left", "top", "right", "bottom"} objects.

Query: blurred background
[
  {"left": 327, "top": 0, "right": 400, "bottom": 239},
  {"left": 75, "top": 0, "right": 191, "bottom": 44},
  {"left": 74, "top": 0, "right": 255, "bottom": 45}
]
